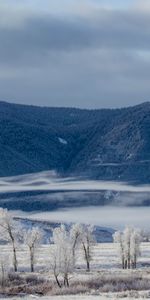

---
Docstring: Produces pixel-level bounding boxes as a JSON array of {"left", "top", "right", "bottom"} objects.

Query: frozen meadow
[
  {"left": 1, "top": 242, "right": 150, "bottom": 299},
  {"left": 3, "top": 296, "right": 150, "bottom": 300},
  {"left": 1, "top": 241, "right": 150, "bottom": 273}
]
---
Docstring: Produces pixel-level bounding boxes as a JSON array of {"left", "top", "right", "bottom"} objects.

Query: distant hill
[{"left": 0, "top": 101, "right": 149, "bottom": 183}]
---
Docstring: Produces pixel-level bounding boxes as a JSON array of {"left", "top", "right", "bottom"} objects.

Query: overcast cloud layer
[{"left": 0, "top": 0, "right": 150, "bottom": 108}]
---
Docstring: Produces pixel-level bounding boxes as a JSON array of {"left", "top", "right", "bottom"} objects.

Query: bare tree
[
  {"left": 113, "top": 231, "right": 125, "bottom": 269},
  {"left": 79, "top": 225, "right": 95, "bottom": 272},
  {"left": 0, "top": 255, "right": 10, "bottom": 289},
  {"left": 51, "top": 248, "right": 61, "bottom": 288},
  {"left": 23, "top": 227, "right": 43, "bottom": 272},
  {"left": 67, "top": 223, "right": 95, "bottom": 272},
  {"left": 0, "top": 208, "right": 19, "bottom": 272},
  {"left": 130, "top": 229, "right": 141, "bottom": 269},
  {"left": 113, "top": 226, "right": 141, "bottom": 269},
  {"left": 70, "top": 223, "right": 82, "bottom": 258}
]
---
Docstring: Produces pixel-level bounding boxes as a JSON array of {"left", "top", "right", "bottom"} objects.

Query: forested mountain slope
[{"left": 0, "top": 101, "right": 149, "bottom": 182}]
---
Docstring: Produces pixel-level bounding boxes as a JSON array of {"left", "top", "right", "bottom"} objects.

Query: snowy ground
[
  {"left": 3, "top": 293, "right": 150, "bottom": 299},
  {"left": 1, "top": 243, "right": 150, "bottom": 299},
  {"left": 1, "top": 242, "right": 150, "bottom": 272}
]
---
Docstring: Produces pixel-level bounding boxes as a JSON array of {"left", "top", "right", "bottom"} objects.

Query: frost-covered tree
[
  {"left": 130, "top": 229, "right": 141, "bottom": 269},
  {"left": 123, "top": 226, "right": 132, "bottom": 269},
  {"left": 0, "top": 255, "right": 10, "bottom": 288},
  {"left": 0, "top": 208, "right": 20, "bottom": 272},
  {"left": 69, "top": 223, "right": 95, "bottom": 272},
  {"left": 113, "top": 226, "right": 141, "bottom": 269},
  {"left": 51, "top": 223, "right": 95, "bottom": 287},
  {"left": 23, "top": 227, "right": 43, "bottom": 272},
  {"left": 50, "top": 246, "right": 61, "bottom": 288},
  {"left": 70, "top": 223, "right": 82, "bottom": 258},
  {"left": 79, "top": 224, "right": 95, "bottom": 272},
  {"left": 113, "top": 230, "right": 125, "bottom": 269},
  {"left": 51, "top": 225, "right": 74, "bottom": 287}
]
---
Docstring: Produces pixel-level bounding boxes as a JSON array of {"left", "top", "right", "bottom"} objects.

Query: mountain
[
  {"left": 0, "top": 101, "right": 149, "bottom": 183},
  {"left": 16, "top": 218, "right": 115, "bottom": 243}
]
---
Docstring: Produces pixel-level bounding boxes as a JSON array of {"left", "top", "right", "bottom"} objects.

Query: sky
[{"left": 0, "top": 0, "right": 150, "bottom": 108}]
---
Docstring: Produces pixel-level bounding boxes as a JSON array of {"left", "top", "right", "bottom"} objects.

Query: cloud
[
  {"left": 132, "top": 0, "right": 150, "bottom": 12},
  {"left": 1, "top": 8, "right": 150, "bottom": 65},
  {"left": 0, "top": 0, "right": 150, "bottom": 108}
]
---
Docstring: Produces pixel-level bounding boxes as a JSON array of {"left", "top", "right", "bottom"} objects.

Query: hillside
[{"left": 0, "top": 101, "right": 149, "bottom": 183}]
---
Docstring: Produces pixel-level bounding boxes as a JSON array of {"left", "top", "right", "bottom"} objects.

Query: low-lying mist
[
  {"left": 0, "top": 170, "right": 149, "bottom": 193},
  {"left": 12, "top": 206, "right": 150, "bottom": 230},
  {"left": 0, "top": 171, "right": 149, "bottom": 211}
]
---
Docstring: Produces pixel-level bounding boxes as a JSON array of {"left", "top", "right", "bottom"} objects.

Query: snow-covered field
[
  {"left": 3, "top": 296, "right": 150, "bottom": 300},
  {"left": 1, "top": 242, "right": 150, "bottom": 271},
  {"left": 1, "top": 242, "right": 150, "bottom": 299}
]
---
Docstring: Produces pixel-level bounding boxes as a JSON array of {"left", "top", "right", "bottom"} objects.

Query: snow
[
  {"left": 3, "top": 294, "right": 150, "bottom": 299},
  {"left": 0, "top": 242, "right": 150, "bottom": 273},
  {"left": 126, "top": 153, "right": 134, "bottom": 160},
  {"left": 0, "top": 297, "right": 112, "bottom": 299},
  {"left": 1, "top": 242, "right": 150, "bottom": 299},
  {"left": 58, "top": 137, "right": 68, "bottom": 145}
]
